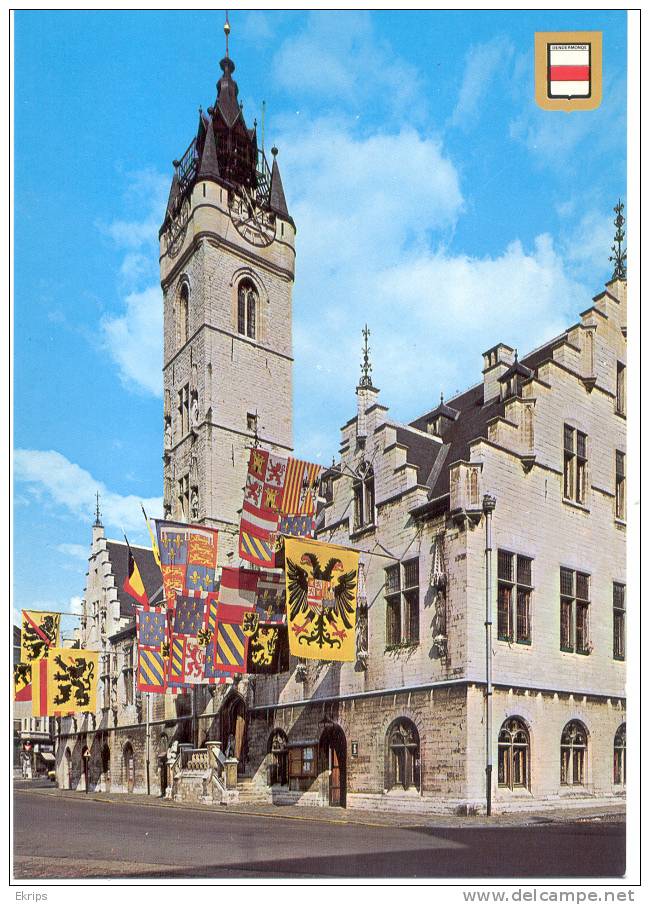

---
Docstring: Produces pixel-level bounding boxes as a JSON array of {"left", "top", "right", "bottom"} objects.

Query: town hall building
[{"left": 54, "top": 30, "right": 626, "bottom": 814}]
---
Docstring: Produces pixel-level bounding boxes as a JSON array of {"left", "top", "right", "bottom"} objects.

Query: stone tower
[{"left": 160, "top": 35, "right": 295, "bottom": 563}]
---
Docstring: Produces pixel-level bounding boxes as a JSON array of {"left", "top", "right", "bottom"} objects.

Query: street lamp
[{"left": 482, "top": 494, "right": 496, "bottom": 817}]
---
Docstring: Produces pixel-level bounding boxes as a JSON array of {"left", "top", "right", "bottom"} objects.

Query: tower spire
[
  {"left": 359, "top": 324, "right": 373, "bottom": 388},
  {"left": 224, "top": 10, "right": 230, "bottom": 59},
  {"left": 609, "top": 199, "right": 627, "bottom": 280}
]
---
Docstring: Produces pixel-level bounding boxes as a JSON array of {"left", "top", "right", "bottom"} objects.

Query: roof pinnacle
[
  {"left": 609, "top": 199, "right": 627, "bottom": 280},
  {"left": 94, "top": 491, "right": 102, "bottom": 527},
  {"left": 359, "top": 324, "right": 373, "bottom": 389},
  {"left": 224, "top": 11, "right": 231, "bottom": 59}
]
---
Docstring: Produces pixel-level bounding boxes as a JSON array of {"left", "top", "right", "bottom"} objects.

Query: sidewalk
[{"left": 14, "top": 782, "right": 625, "bottom": 829}]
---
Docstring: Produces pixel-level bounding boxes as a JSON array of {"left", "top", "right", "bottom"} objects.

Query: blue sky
[{"left": 13, "top": 10, "right": 627, "bottom": 631}]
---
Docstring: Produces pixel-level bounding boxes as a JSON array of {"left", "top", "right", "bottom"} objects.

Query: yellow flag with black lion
[{"left": 284, "top": 537, "right": 359, "bottom": 662}]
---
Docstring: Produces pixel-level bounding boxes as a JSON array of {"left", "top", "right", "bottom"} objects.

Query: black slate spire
[{"left": 269, "top": 147, "right": 289, "bottom": 218}]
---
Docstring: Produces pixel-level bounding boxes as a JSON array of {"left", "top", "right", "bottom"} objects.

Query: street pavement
[{"left": 13, "top": 786, "right": 626, "bottom": 880}]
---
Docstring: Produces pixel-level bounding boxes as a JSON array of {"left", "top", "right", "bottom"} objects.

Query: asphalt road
[{"left": 13, "top": 789, "right": 626, "bottom": 880}]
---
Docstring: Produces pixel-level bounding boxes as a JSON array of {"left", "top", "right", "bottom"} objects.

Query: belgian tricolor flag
[{"left": 123, "top": 536, "right": 149, "bottom": 607}]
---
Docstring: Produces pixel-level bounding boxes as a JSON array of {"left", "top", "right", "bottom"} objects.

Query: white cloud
[
  {"left": 69, "top": 596, "right": 84, "bottom": 615},
  {"left": 56, "top": 543, "right": 88, "bottom": 561},
  {"left": 272, "top": 12, "right": 425, "bottom": 121},
  {"left": 101, "top": 285, "right": 163, "bottom": 397},
  {"left": 97, "top": 168, "right": 167, "bottom": 396},
  {"left": 450, "top": 37, "right": 514, "bottom": 129},
  {"left": 14, "top": 449, "right": 162, "bottom": 537},
  {"left": 276, "top": 116, "right": 599, "bottom": 456},
  {"left": 508, "top": 65, "right": 626, "bottom": 167}
]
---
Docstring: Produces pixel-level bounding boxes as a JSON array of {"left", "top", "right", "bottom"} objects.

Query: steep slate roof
[
  {"left": 105, "top": 541, "right": 162, "bottom": 619},
  {"left": 393, "top": 426, "right": 440, "bottom": 484},
  {"left": 270, "top": 154, "right": 289, "bottom": 218},
  {"left": 407, "top": 333, "right": 561, "bottom": 502}
]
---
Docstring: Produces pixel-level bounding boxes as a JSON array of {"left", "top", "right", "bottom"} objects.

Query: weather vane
[
  {"left": 609, "top": 199, "right": 627, "bottom": 281},
  {"left": 360, "top": 324, "right": 373, "bottom": 388}
]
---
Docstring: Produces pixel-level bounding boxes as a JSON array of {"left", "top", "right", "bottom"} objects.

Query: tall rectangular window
[
  {"left": 498, "top": 551, "right": 533, "bottom": 643},
  {"left": 560, "top": 568, "right": 591, "bottom": 654},
  {"left": 385, "top": 565, "right": 401, "bottom": 646},
  {"left": 385, "top": 560, "right": 420, "bottom": 646},
  {"left": 178, "top": 383, "right": 189, "bottom": 437},
  {"left": 403, "top": 559, "right": 420, "bottom": 644},
  {"left": 124, "top": 645, "right": 134, "bottom": 706},
  {"left": 563, "top": 425, "right": 588, "bottom": 504},
  {"left": 616, "top": 362, "right": 626, "bottom": 415},
  {"left": 352, "top": 469, "right": 375, "bottom": 531},
  {"left": 613, "top": 583, "right": 626, "bottom": 660},
  {"left": 615, "top": 451, "right": 626, "bottom": 520}
]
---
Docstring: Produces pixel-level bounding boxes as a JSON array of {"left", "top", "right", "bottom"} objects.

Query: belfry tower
[{"left": 160, "top": 18, "right": 295, "bottom": 561}]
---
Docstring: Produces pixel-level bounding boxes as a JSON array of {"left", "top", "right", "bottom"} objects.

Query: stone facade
[{"left": 53, "top": 47, "right": 626, "bottom": 815}]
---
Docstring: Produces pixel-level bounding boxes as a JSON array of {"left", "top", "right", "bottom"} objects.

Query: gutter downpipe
[{"left": 483, "top": 494, "right": 496, "bottom": 817}]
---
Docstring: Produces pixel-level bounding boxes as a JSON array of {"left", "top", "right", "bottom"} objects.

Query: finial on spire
[
  {"left": 609, "top": 199, "right": 627, "bottom": 280},
  {"left": 440, "top": 391, "right": 444, "bottom": 405},
  {"left": 514, "top": 349, "right": 518, "bottom": 362},
  {"left": 94, "top": 492, "right": 102, "bottom": 527},
  {"left": 224, "top": 10, "right": 231, "bottom": 58},
  {"left": 359, "top": 324, "right": 373, "bottom": 388}
]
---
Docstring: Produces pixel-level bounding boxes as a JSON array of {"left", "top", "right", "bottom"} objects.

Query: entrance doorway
[
  {"left": 101, "top": 742, "right": 111, "bottom": 791},
  {"left": 320, "top": 724, "right": 347, "bottom": 807},
  {"left": 123, "top": 743, "right": 135, "bottom": 792},
  {"left": 64, "top": 748, "right": 72, "bottom": 790},
  {"left": 221, "top": 693, "right": 247, "bottom": 774}
]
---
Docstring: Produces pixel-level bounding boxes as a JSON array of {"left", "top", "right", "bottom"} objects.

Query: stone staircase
[{"left": 170, "top": 742, "right": 239, "bottom": 806}]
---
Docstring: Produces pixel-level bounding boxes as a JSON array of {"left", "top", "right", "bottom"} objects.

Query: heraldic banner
[
  {"left": 14, "top": 663, "right": 31, "bottom": 701},
  {"left": 21, "top": 610, "right": 61, "bottom": 663},
  {"left": 284, "top": 537, "right": 359, "bottom": 662},
  {"left": 239, "top": 449, "right": 323, "bottom": 568},
  {"left": 32, "top": 648, "right": 99, "bottom": 716},
  {"left": 154, "top": 520, "right": 219, "bottom": 606}
]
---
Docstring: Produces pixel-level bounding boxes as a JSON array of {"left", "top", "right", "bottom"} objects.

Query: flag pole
[{"left": 146, "top": 691, "right": 151, "bottom": 796}]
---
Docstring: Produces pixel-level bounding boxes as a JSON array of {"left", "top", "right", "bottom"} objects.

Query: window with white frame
[
  {"left": 560, "top": 721, "right": 588, "bottom": 785},
  {"left": 498, "top": 718, "right": 530, "bottom": 790},
  {"left": 560, "top": 568, "right": 590, "bottom": 654},
  {"left": 615, "top": 451, "right": 626, "bottom": 520},
  {"left": 613, "top": 582, "right": 625, "bottom": 660},
  {"left": 563, "top": 425, "right": 587, "bottom": 504},
  {"left": 497, "top": 551, "right": 533, "bottom": 644},
  {"left": 385, "top": 559, "right": 420, "bottom": 646}
]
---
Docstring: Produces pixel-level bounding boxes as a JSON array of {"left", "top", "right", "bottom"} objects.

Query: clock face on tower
[{"left": 228, "top": 188, "right": 276, "bottom": 248}]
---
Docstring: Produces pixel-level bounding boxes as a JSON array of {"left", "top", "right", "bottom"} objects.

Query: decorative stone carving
[
  {"left": 191, "top": 392, "right": 200, "bottom": 428},
  {"left": 190, "top": 487, "right": 199, "bottom": 520},
  {"left": 164, "top": 417, "right": 172, "bottom": 450}
]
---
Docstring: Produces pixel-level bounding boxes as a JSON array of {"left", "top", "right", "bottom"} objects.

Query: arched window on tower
[
  {"left": 498, "top": 717, "right": 530, "bottom": 790},
  {"left": 237, "top": 280, "right": 258, "bottom": 340},
  {"left": 178, "top": 283, "right": 189, "bottom": 346}
]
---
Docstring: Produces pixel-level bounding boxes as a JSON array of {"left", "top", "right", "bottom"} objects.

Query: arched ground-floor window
[
  {"left": 561, "top": 720, "right": 588, "bottom": 786},
  {"left": 385, "top": 718, "right": 420, "bottom": 792},
  {"left": 614, "top": 723, "right": 626, "bottom": 785},
  {"left": 498, "top": 717, "right": 530, "bottom": 790}
]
